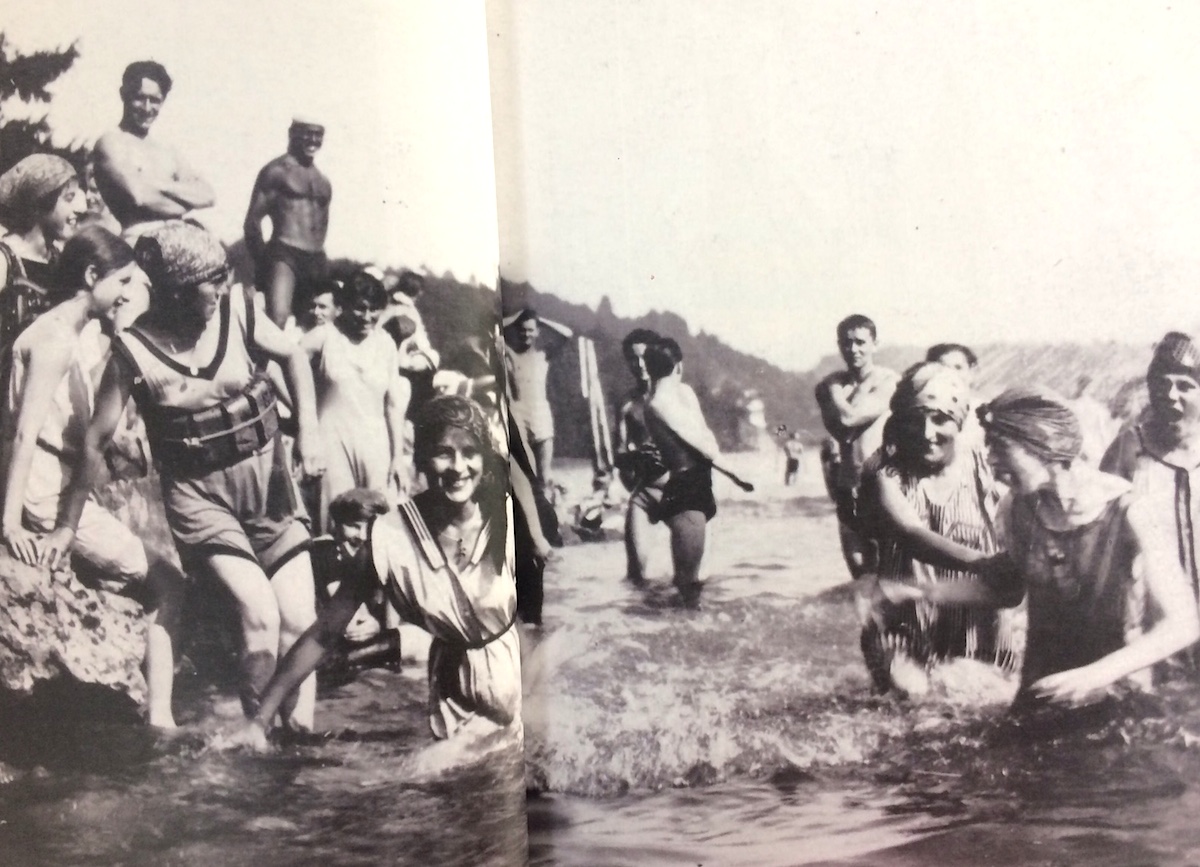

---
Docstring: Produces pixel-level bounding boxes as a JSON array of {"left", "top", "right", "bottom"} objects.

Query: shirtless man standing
[
  {"left": 92, "top": 61, "right": 215, "bottom": 234},
  {"left": 615, "top": 329, "right": 663, "bottom": 586},
  {"left": 244, "top": 118, "right": 332, "bottom": 328},
  {"left": 814, "top": 314, "right": 899, "bottom": 578}
]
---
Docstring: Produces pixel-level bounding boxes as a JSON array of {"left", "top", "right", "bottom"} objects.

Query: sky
[
  {"left": 4, "top": 0, "right": 501, "bottom": 286},
  {"left": 489, "top": 2, "right": 1200, "bottom": 371}
]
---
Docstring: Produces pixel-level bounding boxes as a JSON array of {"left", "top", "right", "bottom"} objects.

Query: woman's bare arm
[{"left": 2, "top": 338, "right": 75, "bottom": 563}]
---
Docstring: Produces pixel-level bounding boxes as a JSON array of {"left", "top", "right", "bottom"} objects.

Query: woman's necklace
[{"left": 436, "top": 511, "right": 483, "bottom": 568}]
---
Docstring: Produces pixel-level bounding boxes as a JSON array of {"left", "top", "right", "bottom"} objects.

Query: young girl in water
[
  {"left": 883, "top": 388, "right": 1199, "bottom": 708},
  {"left": 858, "top": 362, "right": 1017, "bottom": 696},
  {"left": 232, "top": 395, "right": 519, "bottom": 744}
]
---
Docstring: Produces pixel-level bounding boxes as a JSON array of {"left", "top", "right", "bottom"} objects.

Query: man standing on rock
[
  {"left": 93, "top": 61, "right": 215, "bottom": 235},
  {"left": 815, "top": 314, "right": 899, "bottom": 579},
  {"left": 244, "top": 117, "right": 332, "bottom": 328}
]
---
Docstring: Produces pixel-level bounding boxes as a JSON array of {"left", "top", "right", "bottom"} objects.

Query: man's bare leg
[
  {"left": 624, "top": 499, "right": 652, "bottom": 585},
  {"left": 265, "top": 259, "right": 298, "bottom": 329},
  {"left": 668, "top": 509, "right": 707, "bottom": 607},
  {"left": 531, "top": 436, "right": 554, "bottom": 489}
]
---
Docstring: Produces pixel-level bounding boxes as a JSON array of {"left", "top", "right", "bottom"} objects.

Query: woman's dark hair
[
  {"left": 926, "top": 342, "right": 978, "bottom": 367},
  {"left": 55, "top": 225, "right": 135, "bottom": 299},
  {"left": 644, "top": 338, "right": 683, "bottom": 380},
  {"left": 335, "top": 268, "right": 389, "bottom": 311},
  {"left": 622, "top": 328, "right": 660, "bottom": 359},
  {"left": 328, "top": 488, "right": 390, "bottom": 527}
]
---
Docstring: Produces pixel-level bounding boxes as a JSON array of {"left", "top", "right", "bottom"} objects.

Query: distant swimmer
[
  {"left": 92, "top": 61, "right": 215, "bottom": 235},
  {"left": 244, "top": 117, "right": 332, "bottom": 328},
  {"left": 814, "top": 314, "right": 899, "bottom": 578},
  {"left": 643, "top": 338, "right": 721, "bottom": 608},
  {"left": 783, "top": 432, "right": 805, "bottom": 486},
  {"left": 614, "top": 328, "right": 663, "bottom": 585}
]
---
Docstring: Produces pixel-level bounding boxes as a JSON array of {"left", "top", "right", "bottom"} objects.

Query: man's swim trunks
[
  {"left": 256, "top": 239, "right": 329, "bottom": 308},
  {"left": 650, "top": 465, "right": 717, "bottom": 524}
]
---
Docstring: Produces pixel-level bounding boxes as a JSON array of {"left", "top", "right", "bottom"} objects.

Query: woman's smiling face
[{"left": 424, "top": 426, "right": 484, "bottom": 505}]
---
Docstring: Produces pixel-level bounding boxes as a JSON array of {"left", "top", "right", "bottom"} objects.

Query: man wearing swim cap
[{"left": 244, "top": 117, "right": 333, "bottom": 328}]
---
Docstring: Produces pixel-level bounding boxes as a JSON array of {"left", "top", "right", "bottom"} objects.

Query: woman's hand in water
[
  {"left": 3, "top": 523, "right": 41, "bottom": 566},
  {"left": 1030, "top": 664, "right": 1110, "bottom": 707},
  {"left": 216, "top": 720, "right": 272, "bottom": 753}
]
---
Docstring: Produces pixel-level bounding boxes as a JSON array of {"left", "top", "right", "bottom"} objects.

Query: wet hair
[
  {"left": 836, "top": 314, "right": 877, "bottom": 342},
  {"left": 328, "top": 488, "right": 390, "bottom": 527},
  {"left": 926, "top": 342, "right": 978, "bottom": 368},
  {"left": 644, "top": 337, "right": 683, "bottom": 380},
  {"left": 622, "top": 328, "right": 660, "bottom": 359},
  {"left": 121, "top": 61, "right": 172, "bottom": 99},
  {"left": 56, "top": 226, "right": 135, "bottom": 294},
  {"left": 335, "top": 268, "right": 389, "bottom": 311},
  {"left": 512, "top": 308, "right": 539, "bottom": 327}
]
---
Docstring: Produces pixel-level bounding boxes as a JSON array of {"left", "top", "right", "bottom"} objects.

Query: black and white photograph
[
  {"left": 0, "top": 2, "right": 525, "bottom": 865},
  {"left": 5, "top": 1, "right": 1200, "bottom": 866}
]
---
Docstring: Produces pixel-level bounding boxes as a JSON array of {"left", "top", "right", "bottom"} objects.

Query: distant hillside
[
  {"left": 501, "top": 280, "right": 813, "bottom": 457},
  {"left": 225, "top": 246, "right": 1159, "bottom": 460},
  {"left": 500, "top": 280, "right": 1159, "bottom": 459}
]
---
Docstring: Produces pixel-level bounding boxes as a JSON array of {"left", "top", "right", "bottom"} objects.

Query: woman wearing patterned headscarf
[
  {"left": 857, "top": 362, "right": 1017, "bottom": 696},
  {"left": 883, "top": 387, "right": 1199, "bottom": 709},
  {"left": 233, "top": 394, "right": 519, "bottom": 745},
  {"left": 0, "top": 154, "right": 88, "bottom": 355},
  {"left": 1103, "top": 333, "right": 1200, "bottom": 660},
  {"left": 43, "top": 220, "right": 327, "bottom": 731}
]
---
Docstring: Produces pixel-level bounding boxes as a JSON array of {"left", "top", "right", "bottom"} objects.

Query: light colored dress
[
  {"left": 368, "top": 497, "right": 520, "bottom": 739},
  {"left": 308, "top": 323, "right": 401, "bottom": 532}
]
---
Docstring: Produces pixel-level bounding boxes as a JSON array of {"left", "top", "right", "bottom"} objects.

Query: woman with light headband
[
  {"left": 858, "top": 362, "right": 1016, "bottom": 696},
  {"left": 42, "top": 220, "right": 327, "bottom": 731},
  {"left": 1103, "top": 333, "right": 1200, "bottom": 672},
  {"left": 883, "top": 387, "right": 1199, "bottom": 709}
]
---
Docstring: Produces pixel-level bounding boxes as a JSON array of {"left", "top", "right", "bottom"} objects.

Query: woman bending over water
[
  {"left": 858, "top": 362, "right": 1017, "bottom": 696},
  {"left": 885, "top": 388, "right": 1199, "bottom": 707},
  {"left": 233, "top": 395, "right": 519, "bottom": 745}
]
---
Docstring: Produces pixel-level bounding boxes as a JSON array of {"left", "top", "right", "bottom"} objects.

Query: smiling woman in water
[
  {"left": 857, "top": 361, "right": 1017, "bottom": 697},
  {"left": 882, "top": 388, "right": 1200, "bottom": 710},
  {"left": 230, "top": 394, "right": 519, "bottom": 747}
]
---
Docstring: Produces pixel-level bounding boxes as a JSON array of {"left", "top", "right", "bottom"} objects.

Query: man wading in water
[
  {"left": 641, "top": 338, "right": 721, "bottom": 608},
  {"left": 815, "top": 314, "right": 899, "bottom": 578}
]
